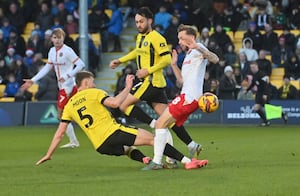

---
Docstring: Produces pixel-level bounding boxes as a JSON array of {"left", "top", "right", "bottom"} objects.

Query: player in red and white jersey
[
  {"left": 21, "top": 28, "right": 85, "bottom": 148},
  {"left": 143, "top": 24, "right": 219, "bottom": 170}
]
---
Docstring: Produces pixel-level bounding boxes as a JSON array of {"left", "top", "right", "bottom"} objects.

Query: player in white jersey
[
  {"left": 21, "top": 28, "right": 85, "bottom": 148},
  {"left": 143, "top": 24, "right": 219, "bottom": 170}
]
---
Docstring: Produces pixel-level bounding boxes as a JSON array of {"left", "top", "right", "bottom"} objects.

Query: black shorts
[
  {"left": 255, "top": 92, "right": 270, "bottom": 106},
  {"left": 131, "top": 81, "right": 168, "bottom": 104},
  {"left": 96, "top": 129, "right": 137, "bottom": 156}
]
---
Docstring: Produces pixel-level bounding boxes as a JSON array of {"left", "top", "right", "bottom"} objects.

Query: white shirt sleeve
[{"left": 31, "top": 63, "right": 53, "bottom": 83}]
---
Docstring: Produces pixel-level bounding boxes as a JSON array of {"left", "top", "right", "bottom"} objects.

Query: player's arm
[
  {"left": 110, "top": 49, "right": 137, "bottom": 69},
  {"left": 147, "top": 52, "right": 171, "bottom": 74},
  {"left": 170, "top": 49, "right": 183, "bottom": 86},
  {"left": 68, "top": 58, "right": 85, "bottom": 77},
  {"left": 195, "top": 43, "right": 219, "bottom": 64},
  {"left": 102, "top": 75, "right": 134, "bottom": 108},
  {"left": 21, "top": 63, "right": 53, "bottom": 90},
  {"left": 35, "top": 121, "right": 69, "bottom": 166},
  {"left": 147, "top": 38, "right": 171, "bottom": 74}
]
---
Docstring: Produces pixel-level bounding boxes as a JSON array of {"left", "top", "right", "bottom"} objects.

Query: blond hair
[
  {"left": 51, "top": 28, "right": 65, "bottom": 39},
  {"left": 177, "top": 24, "right": 198, "bottom": 38}
]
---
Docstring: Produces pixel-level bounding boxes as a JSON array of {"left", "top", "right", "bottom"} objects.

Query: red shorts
[
  {"left": 168, "top": 94, "right": 198, "bottom": 126},
  {"left": 57, "top": 86, "right": 78, "bottom": 109}
]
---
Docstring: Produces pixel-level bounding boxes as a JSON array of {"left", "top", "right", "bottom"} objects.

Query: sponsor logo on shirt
[{"left": 182, "top": 60, "right": 191, "bottom": 65}]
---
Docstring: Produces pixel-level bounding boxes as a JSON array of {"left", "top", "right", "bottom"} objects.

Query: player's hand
[
  {"left": 125, "top": 74, "right": 134, "bottom": 88},
  {"left": 171, "top": 49, "right": 178, "bottom": 67},
  {"left": 136, "top": 68, "right": 149, "bottom": 79},
  {"left": 182, "top": 37, "right": 197, "bottom": 50},
  {"left": 58, "top": 77, "right": 66, "bottom": 83},
  {"left": 36, "top": 155, "right": 51, "bottom": 166},
  {"left": 20, "top": 79, "right": 33, "bottom": 90},
  {"left": 109, "top": 59, "right": 120, "bottom": 69}
]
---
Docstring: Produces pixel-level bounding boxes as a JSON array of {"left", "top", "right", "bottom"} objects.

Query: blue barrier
[
  {"left": 1, "top": 100, "right": 299, "bottom": 126},
  {"left": 0, "top": 102, "right": 24, "bottom": 126}
]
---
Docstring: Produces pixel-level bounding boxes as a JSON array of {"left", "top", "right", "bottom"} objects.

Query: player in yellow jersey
[
  {"left": 35, "top": 71, "right": 205, "bottom": 170},
  {"left": 109, "top": 7, "right": 203, "bottom": 168}
]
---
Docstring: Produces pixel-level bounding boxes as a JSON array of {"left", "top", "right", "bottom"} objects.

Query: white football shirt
[{"left": 181, "top": 43, "right": 208, "bottom": 103}]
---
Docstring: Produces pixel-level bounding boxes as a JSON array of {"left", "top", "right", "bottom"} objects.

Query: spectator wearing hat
[
  {"left": 199, "top": 27, "right": 210, "bottom": 47},
  {"left": 243, "top": 21, "right": 263, "bottom": 52},
  {"left": 218, "top": 65, "right": 240, "bottom": 99},
  {"left": 4, "top": 46, "right": 18, "bottom": 69},
  {"left": 278, "top": 75, "right": 298, "bottom": 99},
  {"left": 27, "top": 30, "right": 44, "bottom": 54},
  {"left": 240, "top": 37, "right": 258, "bottom": 61},
  {"left": 7, "top": 28, "right": 26, "bottom": 56},
  {"left": 41, "top": 29, "right": 53, "bottom": 58},
  {"left": 24, "top": 48, "right": 35, "bottom": 69},
  {"left": 256, "top": 49, "right": 272, "bottom": 76},
  {"left": 271, "top": 36, "right": 293, "bottom": 68}
]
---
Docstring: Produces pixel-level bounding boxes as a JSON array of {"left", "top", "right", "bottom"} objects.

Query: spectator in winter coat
[{"left": 239, "top": 37, "right": 258, "bottom": 61}]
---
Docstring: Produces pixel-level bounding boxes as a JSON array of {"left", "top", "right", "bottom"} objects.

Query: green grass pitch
[{"left": 1, "top": 125, "right": 299, "bottom": 196}]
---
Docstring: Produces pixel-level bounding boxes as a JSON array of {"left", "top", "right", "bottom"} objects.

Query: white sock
[
  {"left": 66, "top": 123, "right": 79, "bottom": 144},
  {"left": 152, "top": 128, "right": 168, "bottom": 164},
  {"left": 149, "top": 119, "right": 156, "bottom": 129},
  {"left": 165, "top": 129, "right": 176, "bottom": 164},
  {"left": 181, "top": 157, "right": 191, "bottom": 164},
  {"left": 187, "top": 141, "right": 197, "bottom": 150}
]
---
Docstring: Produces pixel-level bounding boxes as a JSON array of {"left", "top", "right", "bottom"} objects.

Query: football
[{"left": 198, "top": 92, "right": 219, "bottom": 113}]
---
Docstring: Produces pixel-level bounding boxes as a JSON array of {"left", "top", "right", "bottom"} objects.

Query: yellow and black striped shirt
[{"left": 119, "top": 30, "right": 171, "bottom": 88}]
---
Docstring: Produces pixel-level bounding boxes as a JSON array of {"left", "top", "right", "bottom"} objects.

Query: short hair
[
  {"left": 177, "top": 24, "right": 198, "bottom": 37},
  {"left": 75, "top": 71, "right": 94, "bottom": 86},
  {"left": 136, "top": 7, "right": 153, "bottom": 19},
  {"left": 51, "top": 28, "right": 65, "bottom": 38},
  {"left": 249, "top": 61, "right": 258, "bottom": 66}
]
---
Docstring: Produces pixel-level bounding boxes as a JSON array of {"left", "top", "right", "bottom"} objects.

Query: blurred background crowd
[{"left": 0, "top": 0, "right": 299, "bottom": 102}]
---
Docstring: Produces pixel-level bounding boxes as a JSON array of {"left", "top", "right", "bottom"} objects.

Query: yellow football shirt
[
  {"left": 61, "top": 88, "right": 135, "bottom": 149},
  {"left": 119, "top": 30, "right": 171, "bottom": 87}
]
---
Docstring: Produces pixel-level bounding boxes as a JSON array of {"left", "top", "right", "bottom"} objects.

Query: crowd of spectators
[{"left": 0, "top": 0, "right": 299, "bottom": 102}]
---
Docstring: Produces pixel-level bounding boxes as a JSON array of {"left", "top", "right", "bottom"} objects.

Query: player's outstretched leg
[
  {"left": 125, "top": 146, "right": 151, "bottom": 164},
  {"left": 142, "top": 143, "right": 208, "bottom": 171}
]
